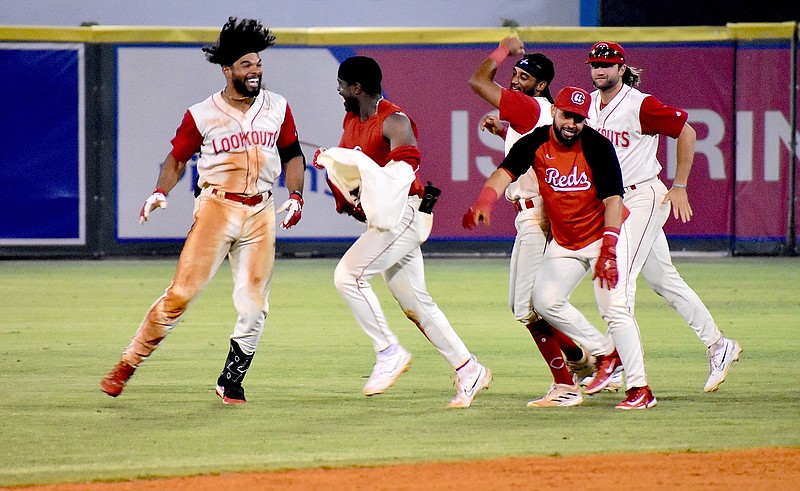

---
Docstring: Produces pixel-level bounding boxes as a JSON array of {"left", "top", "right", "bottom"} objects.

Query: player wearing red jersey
[
  {"left": 326, "top": 56, "right": 491, "bottom": 408},
  {"left": 100, "top": 18, "right": 306, "bottom": 404},
  {"left": 465, "top": 86, "right": 656, "bottom": 409},
  {"left": 466, "top": 36, "right": 600, "bottom": 407}
]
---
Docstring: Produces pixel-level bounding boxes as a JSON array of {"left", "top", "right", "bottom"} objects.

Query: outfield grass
[{"left": 0, "top": 256, "right": 798, "bottom": 486}]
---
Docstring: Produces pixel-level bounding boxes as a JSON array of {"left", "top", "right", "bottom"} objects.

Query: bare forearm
[
  {"left": 154, "top": 153, "right": 186, "bottom": 194},
  {"left": 602, "top": 196, "right": 623, "bottom": 229},
  {"left": 283, "top": 156, "right": 306, "bottom": 194},
  {"left": 674, "top": 123, "right": 696, "bottom": 186}
]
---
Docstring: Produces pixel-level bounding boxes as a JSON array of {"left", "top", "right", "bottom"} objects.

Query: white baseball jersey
[
  {"left": 588, "top": 84, "right": 723, "bottom": 353},
  {"left": 587, "top": 85, "right": 685, "bottom": 186},
  {"left": 172, "top": 88, "right": 299, "bottom": 196},
  {"left": 504, "top": 96, "right": 552, "bottom": 201}
]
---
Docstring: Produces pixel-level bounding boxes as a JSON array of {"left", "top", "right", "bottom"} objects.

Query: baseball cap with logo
[
  {"left": 554, "top": 86, "right": 591, "bottom": 119},
  {"left": 586, "top": 41, "right": 626, "bottom": 64}
]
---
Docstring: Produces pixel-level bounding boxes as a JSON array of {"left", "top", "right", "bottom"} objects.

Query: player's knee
[
  {"left": 333, "top": 262, "right": 357, "bottom": 292},
  {"left": 532, "top": 290, "right": 558, "bottom": 317},
  {"left": 163, "top": 285, "right": 195, "bottom": 313}
]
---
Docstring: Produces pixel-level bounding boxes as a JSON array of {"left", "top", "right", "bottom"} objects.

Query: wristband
[
  {"left": 154, "top": 187, "right": 167, "bottom": 196},
  {"left": 475, "top": 186, "right": 499, "bottom": 210},
  {"left": 672, "top": 183, "right": 687, "bottom": 189},
  {"left": 489, "top": 44, "right": 510, "bottom": 66},
  {"left": 290, "top": 190, "right": 303, "bottom": 198}
]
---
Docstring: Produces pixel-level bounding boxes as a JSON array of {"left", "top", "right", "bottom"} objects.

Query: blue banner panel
[{"left": 0, "top": 45, "right": 84, "bottom": 244}]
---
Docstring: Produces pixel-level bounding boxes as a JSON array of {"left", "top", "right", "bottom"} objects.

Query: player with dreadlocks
[{"left": 100, "top": 17, "right": 307, "bottom": 404}]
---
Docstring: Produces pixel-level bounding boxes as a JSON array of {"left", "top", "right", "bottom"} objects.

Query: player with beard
[
  {"left": 585, "top": 42, "right": 741, "bottom": 392},
  {"left": 465, "top": 36, "right": 609, "bottom": 407},
  {"left": 464, "top": 86, "right": 656, "bottom": 409},
  {"left": 318, "top": 56, "right": 492, "bottom": 408},
  {"left": 100, "top": 17, "right": 306, "bottom": 404}
]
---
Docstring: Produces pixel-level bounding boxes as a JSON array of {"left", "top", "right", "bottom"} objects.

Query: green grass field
[{"left": 0, "top": 256, "right": 798, "bottom": 486}]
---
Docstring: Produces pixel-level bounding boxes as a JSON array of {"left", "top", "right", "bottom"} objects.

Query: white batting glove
[
  {"left": 139, "top": 188, "right": 167, "bottom": 224},
  {"left": 277, "top": 191, "right": 304, "bottom": 229}
]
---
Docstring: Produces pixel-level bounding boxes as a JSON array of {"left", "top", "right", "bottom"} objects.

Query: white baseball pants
[
  {"left": 623, "top": 179, "right": 722, "bottom": 347},
  {"left": 122, "top": 191, "right": 275, "bottom": 366},
  {"left": 334, "top": 197, "right": 471, "bottom": 369},
  {"left": 533, "top": 234, "right": 649, "bottom": 389}
]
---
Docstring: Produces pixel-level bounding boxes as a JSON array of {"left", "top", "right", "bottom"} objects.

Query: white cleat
[
  {"left": 447, "top": 358, "right": 492, "bottom": 408},
  {"left": 362, "top": 344, "right": 412, "bottom": 396},
  {"left": 704, "top": 337, "right": 742, "bottom": 392},
  {"left": 527, "top": 383, "right": 583, "bottom": 407}
]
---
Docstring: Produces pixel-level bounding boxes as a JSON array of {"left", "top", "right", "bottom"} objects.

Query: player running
[
  {"left": 585, "top": 42, "right": 741, "bottom": 392},
  {"left": 100, "top": 18, "right": 306, "bottom": 404},
  {"left": 316, "top": 56, "right": 491, "bottom": 408}
]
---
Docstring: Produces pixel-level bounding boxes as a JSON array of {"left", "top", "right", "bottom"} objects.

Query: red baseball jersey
[
  {"left": 339, "top": 99, "right": 424, "bottom": 197},
  {"left": 499, "top": 125, "right": 625, "bottom": 250}
]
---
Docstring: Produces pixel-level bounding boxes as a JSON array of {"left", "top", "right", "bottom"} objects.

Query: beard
[
  {"left": 592, "top": 77, "right": 615, "bottom": 91},
  {"left": 343, "top": 96, "right": 360, "bottom": 114},
  {"left": 232, "top": 75, "right": 261, "bottom": 98},
  {"left": 554, "top": 123, "right": 580, "bottom": 146}
]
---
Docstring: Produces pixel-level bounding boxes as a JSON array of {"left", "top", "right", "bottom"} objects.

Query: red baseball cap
[
  {"left": 554, "top": 86, "right": 591, "bottom": 119},
  {"left": 586, "top": 41, "right": 626, "bottom": 64}
]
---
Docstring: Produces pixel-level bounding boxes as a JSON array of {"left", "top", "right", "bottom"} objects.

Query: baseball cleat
[
  {"left": 704, "top": 337, "right": 742, "bottom": 392},
  {"left": 527, "top": 383, "right": 583, "bottom": 407},
  {"left": 362, "top": 344, "right": 412, "bottom": 396},
  {"left": 447, "top": 357, "right": 492, "bottom": 408},
  {"left": 584, "top": 350, "right": 621, "bottom": 395},
  {"left": 615, "top": 385, "right": 657, "bottom": 410},
  {"left": 215, "top": 384, "right": 247, "bottom": 405},
  {"left": 566, "top": 350, "right": 597, "bottom": 380},
  {"left": 100, "top": 361, "right": 136, "bottom": 397}
]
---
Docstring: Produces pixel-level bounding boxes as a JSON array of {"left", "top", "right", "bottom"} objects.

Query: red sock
[
  {"left": 526, "top": 320, "right": 574, "bottom": 386},
  {"left": 551, "top": 329, "right": 584, "bottom": 362}
]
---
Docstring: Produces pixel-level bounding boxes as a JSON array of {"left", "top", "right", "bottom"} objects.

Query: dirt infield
[{"left": 4, "top": 448, "right": 798, "bottom": 491}]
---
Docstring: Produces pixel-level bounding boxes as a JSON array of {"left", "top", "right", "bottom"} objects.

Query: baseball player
[
  {"left": 322, "top": 56, "right": 491, "bottom": 408},
  {"left": 465, "top": 86, "right": 656, "bottom": 410},
  {"left": 585, "top": 42, "right": 742, "bottom": 392},
  {"left": 465, "top": 36, "right": 600, "bottom": 407},
  {"left": 100, "top": 18, "right": 306, "bottom": 404}
]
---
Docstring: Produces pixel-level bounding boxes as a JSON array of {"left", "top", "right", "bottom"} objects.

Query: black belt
[{"left": 211, "top": 188, "right": 271, "bottom": 206}]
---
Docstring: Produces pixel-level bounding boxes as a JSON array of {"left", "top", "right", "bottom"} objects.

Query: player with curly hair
[{"left": 100, "top": 17, "right": 306, "bottom": 404}]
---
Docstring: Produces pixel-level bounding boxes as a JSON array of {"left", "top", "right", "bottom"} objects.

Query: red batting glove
[
  {"left": 277, "top": 191, "right": 304, "bottom": 229},
  {"left": 312, "top": 148, "right": 327, "bottom": 170},
  {"left": 462, "top": 187, "right": 499, "bottom": 229},
  {"left": 593, "top": 227, "right": 620, "bottom": 290}
]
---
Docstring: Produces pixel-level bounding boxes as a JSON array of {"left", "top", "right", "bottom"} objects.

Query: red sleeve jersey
[
  {"left": 500, "top": 125, "right": 625, "bottom": 250},
  {"left": 639, "top": 95, "right": 687, "bottom": 138},
  {"left": 498, "top": 88, "right": 542, "bottom": 135},
  {"left": 338, "top": 99, "right": 424, "bottom": 197}
]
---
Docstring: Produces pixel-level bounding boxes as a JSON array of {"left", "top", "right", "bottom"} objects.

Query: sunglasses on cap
[{"left": 588, "top": 45, "right": 623, "bottom": 60}]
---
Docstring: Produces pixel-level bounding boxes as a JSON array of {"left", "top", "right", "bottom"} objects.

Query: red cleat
[
  {"left": 615, "top": 385, "right": 657, "bottom": 410},
  {"left": 584, "top": 350, "right": 621, "bottom": 395},
  {"left": 100, "top": 361, "right": 136, "bottom": 397}
]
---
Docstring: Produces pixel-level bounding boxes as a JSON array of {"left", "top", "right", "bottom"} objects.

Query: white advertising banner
[{"left": 116, "top": 46, "right": 366, "bottom": 241}]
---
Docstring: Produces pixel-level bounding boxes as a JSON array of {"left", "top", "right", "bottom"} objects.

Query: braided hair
[{"left": 202, "top": 17, "right": 275, "bottom": 66}]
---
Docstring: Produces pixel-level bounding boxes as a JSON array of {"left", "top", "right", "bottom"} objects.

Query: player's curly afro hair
[{"left": 202, "top": 17, "right": 276, "bottom": 66}]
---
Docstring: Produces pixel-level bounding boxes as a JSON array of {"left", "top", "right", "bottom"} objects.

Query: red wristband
[
  {"left": 489, "top": 44, "right": 510, "bottom": 66},
  {"left": 154, "top": 187, "right": 167, "bottom": 196},
  {"left": 475, "top": 186, "right": 499, "bottom": 210}
]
